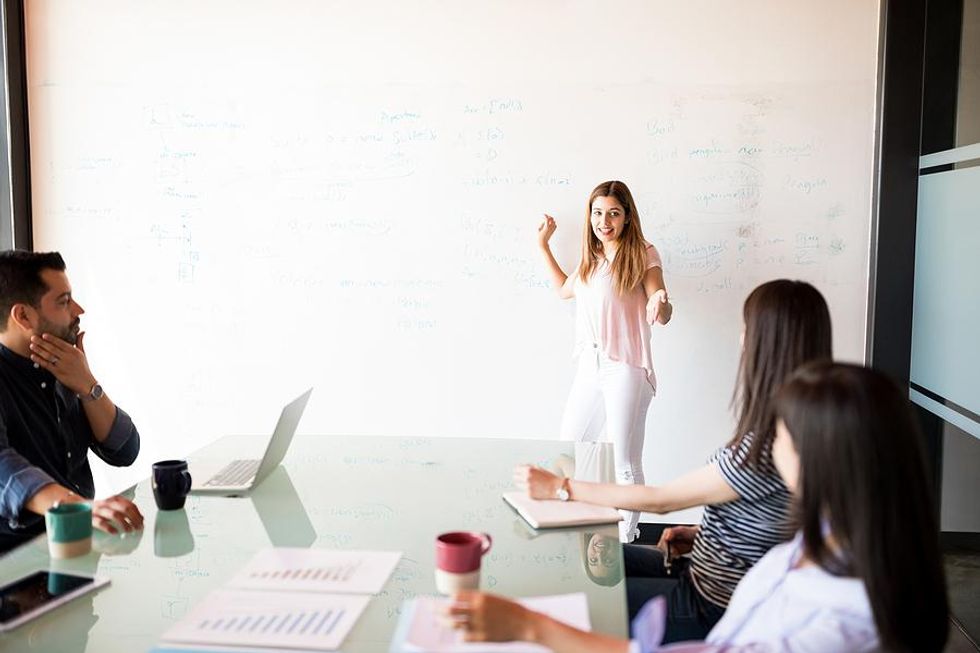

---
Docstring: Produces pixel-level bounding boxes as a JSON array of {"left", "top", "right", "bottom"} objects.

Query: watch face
[
  {"left": 557, "top": 487, "right": 569, "bottom": 501},
  {"left": 90, "top": 384, "right": 104, "bottom": 400}
]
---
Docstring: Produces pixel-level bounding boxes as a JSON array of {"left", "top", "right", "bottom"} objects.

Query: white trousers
[{"left": 559, "top": 348, "right": 653, "bottom": 543}]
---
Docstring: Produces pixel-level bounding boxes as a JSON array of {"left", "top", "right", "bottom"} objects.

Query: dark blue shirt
[{"left": 0, "top": 343, "right": 139, "bottom": 549}]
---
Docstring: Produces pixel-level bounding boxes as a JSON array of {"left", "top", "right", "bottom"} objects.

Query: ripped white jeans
[{"left": 559, "top": 347, "right": 653, "bottom": 543}]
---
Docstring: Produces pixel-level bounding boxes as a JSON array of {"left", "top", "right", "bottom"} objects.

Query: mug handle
[
  {"left": 479, "top": 533, "right": 492, "bottom": 555},
  {"left": 181, "top": 469, "right": 193, "bottom": 494}
]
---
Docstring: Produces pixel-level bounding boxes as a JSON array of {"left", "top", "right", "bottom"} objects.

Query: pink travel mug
[{"left": 434, "top": 531, "right": 492, "bottom": 594}]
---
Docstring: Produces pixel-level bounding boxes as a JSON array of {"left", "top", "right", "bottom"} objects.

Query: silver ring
[{"left": 51, "top": 357, "right": 59, "bottom": 365}]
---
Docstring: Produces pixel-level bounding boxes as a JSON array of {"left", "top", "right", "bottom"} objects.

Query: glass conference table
[{"left": 0, "top": 435, "right": 627, "bottom": 652}]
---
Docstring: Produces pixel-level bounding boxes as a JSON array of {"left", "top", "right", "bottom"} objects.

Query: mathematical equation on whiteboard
[{"left": 53, "top": 85, "right": 859, "bottom": 304}]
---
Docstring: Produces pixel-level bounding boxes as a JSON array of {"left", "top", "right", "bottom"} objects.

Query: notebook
[
  {"left": 190, "top": 388, "right": 312, "bottom": 495},
  {"left": 501, "top": 491, "right": 622, "bottom": 529}
]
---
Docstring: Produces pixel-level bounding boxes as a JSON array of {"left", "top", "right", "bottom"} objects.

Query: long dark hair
[
  {"left": 728, "top": 279, "right": 832, "bottom": 465},
  {"left": 776, "top": 363, "right": 949, "bottom": 652}
]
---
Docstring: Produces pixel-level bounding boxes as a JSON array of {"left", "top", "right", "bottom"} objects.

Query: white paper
[
  {"left": 404, "top": 593, "right": 591, "bottom": 653},
  {"left": 226, "top": 548, "right": 402, "bottom": 594},
  {"left": 162, "top": 589, "right": 369, "bottom": 651}
]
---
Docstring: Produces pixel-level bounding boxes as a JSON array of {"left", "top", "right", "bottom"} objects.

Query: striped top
[{"left": 688, "top": 431, "right": 795, "bottom": 607}]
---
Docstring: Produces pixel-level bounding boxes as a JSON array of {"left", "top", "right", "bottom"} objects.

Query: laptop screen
[{"left": 252, "top": 388, "right": 313, "bottom": 485}]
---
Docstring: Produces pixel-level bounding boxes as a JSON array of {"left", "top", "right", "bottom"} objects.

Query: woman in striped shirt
[{"left": 514, "top": 279, "right": 832, "bottom": 641}]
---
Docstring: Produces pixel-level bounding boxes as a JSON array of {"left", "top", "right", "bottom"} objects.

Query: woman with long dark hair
[
  {"left": 763, "top": 362, "right": 949, "bottom": 652},
  {"left": 515, "top": 279, "right": 832, "bottom": 640},
  {"left": 448, "top": 363, "right": 949, "bottom": 652}
]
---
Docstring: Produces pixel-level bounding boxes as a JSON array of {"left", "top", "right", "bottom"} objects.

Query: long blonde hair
[{"left": 577, "top": 180, "right": 648, "bottom": 295}]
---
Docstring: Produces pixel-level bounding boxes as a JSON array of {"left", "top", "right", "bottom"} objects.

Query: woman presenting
[{"left": 538, "top": 180, "right": 671, "bottom": 543}]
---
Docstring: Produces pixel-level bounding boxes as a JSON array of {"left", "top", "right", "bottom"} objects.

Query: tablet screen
[{"left": 0, "top": 571, "right": 96, "bottom": 626}]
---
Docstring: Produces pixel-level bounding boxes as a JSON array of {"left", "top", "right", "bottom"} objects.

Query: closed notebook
[{"left": 501, "top": 491, "right": 622, "bottom": 529}]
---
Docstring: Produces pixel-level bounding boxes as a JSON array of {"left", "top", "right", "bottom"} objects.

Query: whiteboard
[{"left": 25, "top": 0, "right": 880, "bottom": 520}]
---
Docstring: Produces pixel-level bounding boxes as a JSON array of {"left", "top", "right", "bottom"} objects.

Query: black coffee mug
[{"left": 152, "top": 460, "right": 192, "bottom": 511}]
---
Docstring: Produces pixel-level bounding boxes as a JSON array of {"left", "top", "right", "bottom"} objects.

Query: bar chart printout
[
  {"left": 227, "top": 548, "right": 403, "bottom": 594},
  {"left": 162, "top": 589, "right": 370, "bottom": 651}
]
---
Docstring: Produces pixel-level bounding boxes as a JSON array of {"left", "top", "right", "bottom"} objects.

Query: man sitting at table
[{"left": 0, "top": 250, "right": 143, "bottom": 552}]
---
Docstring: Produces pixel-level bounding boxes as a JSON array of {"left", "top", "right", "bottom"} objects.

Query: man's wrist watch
[
  {"left": 556, "top": 477, "right": 571, "bottom": 502},
  {"left": 79, "top": 381, "right": 104, "bottom": 404}
]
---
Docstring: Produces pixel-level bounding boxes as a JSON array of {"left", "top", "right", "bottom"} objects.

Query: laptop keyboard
[{"left": 205, "top": 459, "right": 259, "bottom": 487}]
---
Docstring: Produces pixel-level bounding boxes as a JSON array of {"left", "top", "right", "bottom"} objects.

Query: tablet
[{"left": 0, "top": 570, "right": 109, "bottom": 632}]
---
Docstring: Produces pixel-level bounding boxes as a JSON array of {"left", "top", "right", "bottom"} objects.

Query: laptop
[{"left": 190, "top": 388, "right": 312, "bottom": 495}]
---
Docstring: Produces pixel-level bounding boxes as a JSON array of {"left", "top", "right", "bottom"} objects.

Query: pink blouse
[{"left": 573, "top": 243, "right": 663, "bottom": 390}]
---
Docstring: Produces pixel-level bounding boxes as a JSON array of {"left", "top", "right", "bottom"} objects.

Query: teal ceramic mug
[{"left": 45, "top": 502, "right": 93, "bottom": 559}]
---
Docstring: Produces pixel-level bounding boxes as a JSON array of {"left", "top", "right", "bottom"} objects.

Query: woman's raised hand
[{"left": 537, "top": 214, "right": 557, "bottom": 247}]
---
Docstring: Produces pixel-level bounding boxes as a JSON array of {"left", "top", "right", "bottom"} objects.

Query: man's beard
[{"left": 37, "top": 317, "right": 80, "bottom": 345}]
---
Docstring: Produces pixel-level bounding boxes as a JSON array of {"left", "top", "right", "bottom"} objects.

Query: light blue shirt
[{"left": 632, "top": 533, "right": 879, "bottom": 653}]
